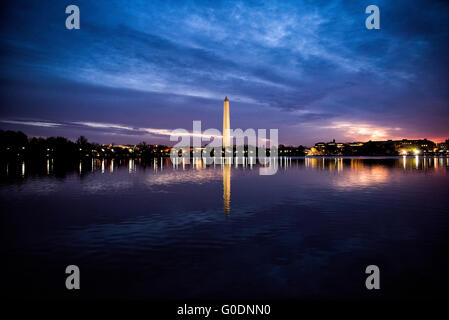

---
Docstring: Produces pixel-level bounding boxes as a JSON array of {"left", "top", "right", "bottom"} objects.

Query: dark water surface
[{"left": 1, "top": 157, "right": 448, "bottom": 300}]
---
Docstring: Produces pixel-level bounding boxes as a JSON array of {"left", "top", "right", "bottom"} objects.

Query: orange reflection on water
[
  {"left": 335, "top": 166, "right": 389, "bottom": 189},
  {"left": 305, "top": 157, "right": 325, "bottom": 169},
  {"left": 335, "top": 160, "right": 390, "bottom": 189},
  {"left": 223, "top": 163, "right": 231, "bottom": 214},
  {"left": 193, "top": 158, "right": 203, "bottom": 170}
]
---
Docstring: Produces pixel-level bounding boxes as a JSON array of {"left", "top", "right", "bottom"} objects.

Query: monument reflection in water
[
  {"left": 1, "top": 156, "right": 449, "bottom": 300},
  {"left": 222, "top": 163, "right": 231, "bottom": 214}
]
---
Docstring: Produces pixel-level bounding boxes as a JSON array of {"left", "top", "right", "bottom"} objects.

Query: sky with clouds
[{"left": 0, "top": 0, "right": 448, "bottom": 145}]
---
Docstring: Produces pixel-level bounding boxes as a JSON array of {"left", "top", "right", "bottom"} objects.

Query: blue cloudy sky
[{"left": 0, "top": 0, "right": 448, "bottom": 145}]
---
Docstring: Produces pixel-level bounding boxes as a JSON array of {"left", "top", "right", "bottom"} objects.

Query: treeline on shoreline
[
  {"left": 0, "top": 130, "right": 170, "bottom": 160},
  {"left": 1, "top": 130, "right": 447, "bottom": 160}
]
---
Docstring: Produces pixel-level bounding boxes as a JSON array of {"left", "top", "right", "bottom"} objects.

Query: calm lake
[{"left": 1, "top": 157, "right": 448, "bottom": 300}]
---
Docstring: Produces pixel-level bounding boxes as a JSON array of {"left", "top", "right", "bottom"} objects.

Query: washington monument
[{"left": 223, "top": 96, "right": 230, "bottom": 149}]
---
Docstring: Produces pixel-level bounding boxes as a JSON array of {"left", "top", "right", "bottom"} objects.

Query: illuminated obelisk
[
  {"left": 223, "top": 96, "right": 231, "bottom": 150},
  {"left": 222, "top": 96, "right": 231, "bottom": 214}
]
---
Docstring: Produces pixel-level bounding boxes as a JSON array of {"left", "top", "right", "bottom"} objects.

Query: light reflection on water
[
  {"left": 1, "top": 156, "right": 448, "bottom": 300},
  {"left": 2, "top": 156, "right": 448, "bottom": 215}
]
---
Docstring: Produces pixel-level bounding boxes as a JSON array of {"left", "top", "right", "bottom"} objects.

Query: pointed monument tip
[{"left": 224, "top": 96, "right": 229, "bottom": 101}]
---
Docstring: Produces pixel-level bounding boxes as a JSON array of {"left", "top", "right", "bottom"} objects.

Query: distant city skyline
[
  {"left": 1, "top": 127, "right": 447, "bottom": 150},
  {"left": 1, "top": 0, "right": 449, "bottom": 145}
]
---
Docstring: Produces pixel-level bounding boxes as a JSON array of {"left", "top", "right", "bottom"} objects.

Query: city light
[{"left": 414, "top": 149, "right": 420, "bottom": 155}]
